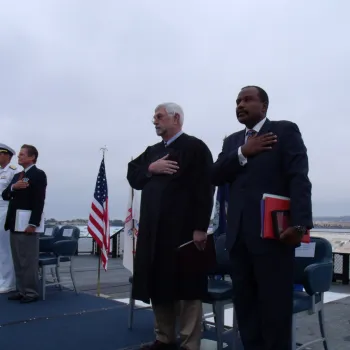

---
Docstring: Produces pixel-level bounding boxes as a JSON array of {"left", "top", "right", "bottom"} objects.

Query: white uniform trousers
[{"left": 0, "top": 209, "right": 15, "bottom": 292}]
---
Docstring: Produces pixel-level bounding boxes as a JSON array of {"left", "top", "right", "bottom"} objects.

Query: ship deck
[
  {"left": 74, "top": 255, "right": 350, "bottom": 349},
  {"left": 1, "top": 254, "right": 350, "bottom": 350}
]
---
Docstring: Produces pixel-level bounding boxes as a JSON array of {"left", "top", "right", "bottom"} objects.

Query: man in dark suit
[
  {"left": 2, "top": 144, "right": 47, "bottom": 303},
  {"left": 212, "top": 86, "right": 313, "bottom": 350}
]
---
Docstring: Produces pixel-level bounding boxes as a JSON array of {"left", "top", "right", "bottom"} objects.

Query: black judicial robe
[{"left": 127, "top": 133, "right": 214, "bottom": 303}]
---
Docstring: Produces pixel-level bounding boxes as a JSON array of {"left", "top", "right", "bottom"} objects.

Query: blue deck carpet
[
  {"left": 0, "top": 288, "right": 124, "bottom": 325},
  {"left": 0, "top": 291, "right": 240, "bottom": 350}
]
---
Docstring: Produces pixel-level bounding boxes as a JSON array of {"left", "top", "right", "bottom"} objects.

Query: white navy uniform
[{"left": 0, "top": 144, "right": 19, "bottom": 293}]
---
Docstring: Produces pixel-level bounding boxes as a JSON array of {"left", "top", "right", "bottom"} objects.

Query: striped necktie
[{"left": 246, "top": 129, "right": 257, "bottom": 141}]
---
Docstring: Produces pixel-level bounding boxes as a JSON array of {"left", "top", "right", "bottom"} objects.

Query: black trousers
[{"left": 230, "top": 236, "right": 295, "bottom": 350}]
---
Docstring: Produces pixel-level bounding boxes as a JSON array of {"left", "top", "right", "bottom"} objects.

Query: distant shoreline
[
  {"left": 45, "top": 220, "right": 124, "bottom": 226},
  {"left": 45, "top": 221, "right": 350, "bottom": 230}
]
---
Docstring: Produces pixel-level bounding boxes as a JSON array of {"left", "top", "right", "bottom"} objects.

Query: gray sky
[{"left": 1, "top": 0, "right": 349, "bottom": 219}]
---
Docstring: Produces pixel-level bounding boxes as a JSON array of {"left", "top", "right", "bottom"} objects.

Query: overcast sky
[{"left": 1, "top": 0, "right": 349, "bottom": 219}]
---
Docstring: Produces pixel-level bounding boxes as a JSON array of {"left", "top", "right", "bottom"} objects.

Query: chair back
[
  {"left": 52, "top": 240, "right": 78, "bottom": 257},
  {"left": 211, "top": 234, "right": 232, "bottom": 276},
  {"left": 58, "top": 225, "right": 80, "bottom": 241},
  {"left": 294, "top": 236, "right": 333, "bottom": 284},
  {"left": 42, "top": 225, "right": 60, "bottom": 238}
]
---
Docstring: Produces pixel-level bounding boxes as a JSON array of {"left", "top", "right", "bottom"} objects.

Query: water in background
[
  {"left": 74, "top": 226, "right": 350, "bottom": 256},
  {"left": 312, "top": 228, "right": 350, "bottom": 234}
]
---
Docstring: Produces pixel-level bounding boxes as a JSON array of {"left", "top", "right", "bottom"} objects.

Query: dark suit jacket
[
  {"left": 212, "top": 119, "right": 313, "bottom": 253},
  {"left": 2, "top": 165, "right": 47, "bottom": 232}
]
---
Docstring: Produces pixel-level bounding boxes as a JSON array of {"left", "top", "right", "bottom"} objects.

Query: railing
[
  {"left": 92, "top": 229, "right": 123, "bottom": 258},
  {"left": 76, "top": 229, "right": 123, "bottom": 258},
  {"left": 75, "top": 232, "right": 350, "bottom": 285}
]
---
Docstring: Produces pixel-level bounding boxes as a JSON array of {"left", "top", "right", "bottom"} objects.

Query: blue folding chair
[
  {"left": 39, "top": 240, "right": 79, "bottom": 300},
  {"left": 292, "top": 237, "right": 333, "bottom": 350},
  {"left": 202, "top": 234, "right": 239, "bottom": 350}
]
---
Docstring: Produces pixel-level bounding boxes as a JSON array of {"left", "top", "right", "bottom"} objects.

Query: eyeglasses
[
  {"left": 151, "top": 113, "right": 179, "bottom": 123},
  {"left": 151, "top": 114, "right": 166, "bottom": 123}
]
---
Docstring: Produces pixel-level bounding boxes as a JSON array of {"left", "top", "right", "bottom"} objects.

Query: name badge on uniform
[{"left": 0, "top": 176, "right": 6, "bottom": 179}]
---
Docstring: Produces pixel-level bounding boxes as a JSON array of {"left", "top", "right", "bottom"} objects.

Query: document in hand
[
  {"left": 177, "top": 232, "right": 216, "bottom": 273},
  {"left": 15, "top": 209, "right": 45, "bottom": 233},
  {"left": 260, "top": 194, "right": 310, "bottom": 243}
]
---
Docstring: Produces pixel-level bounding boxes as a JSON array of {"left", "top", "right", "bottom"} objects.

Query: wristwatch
[{"left": 294, "top": 226, "right": 307, "bottom": 235}]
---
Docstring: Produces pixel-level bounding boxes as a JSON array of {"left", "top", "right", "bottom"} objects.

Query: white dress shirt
[{"left": 238, "top": 117, "right": 267, "bottom": 166}]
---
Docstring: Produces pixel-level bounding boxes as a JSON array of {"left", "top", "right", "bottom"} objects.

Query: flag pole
[
  {"left": 96, "top": 145, "right": 108, "bottom": 297},
  {"left": 97, "top": 250, "right": 101, "bottom": 296},
  {"left": 130, "top": 157, "right": 136, "bottom": 271}
]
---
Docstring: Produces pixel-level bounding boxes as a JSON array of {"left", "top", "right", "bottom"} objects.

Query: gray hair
[{"left": 155, "top": 102, "right": 184, "bottom": 126}]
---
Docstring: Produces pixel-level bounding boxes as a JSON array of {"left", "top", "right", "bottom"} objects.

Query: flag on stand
[
  {"left": 212, "top": 183, "right": 230, "bottom": 239},
  {"left": 87, "top": 157, "right": 110, "bottom": 271},
  {"left": 123, "top": 186, "right": 141, "bottom": 274},
  {"left": 211, "top": 184, "right": 230, "bottom": 280}
]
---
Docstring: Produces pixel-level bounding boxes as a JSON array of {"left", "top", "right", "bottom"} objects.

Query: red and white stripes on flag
[
  {"left": 87, "top": 157, "right": 110, "bottom": 270},
  {"left": 123, "top": 187, "right": 141, "bottom": 273}
]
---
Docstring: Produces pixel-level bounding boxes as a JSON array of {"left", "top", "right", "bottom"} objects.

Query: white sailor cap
[{"left": 0, "top": 143, "right": 16, "bottom": 156}]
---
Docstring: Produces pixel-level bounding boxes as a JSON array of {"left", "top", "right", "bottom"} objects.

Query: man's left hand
[
  {"left": 280, "top": 227, "right": 303, "bottom": 246},
  {"left": 193, "top": 230, "right": 207, "bottom": 251},
  {"left": 24, "top": 226, "right": 36, "bottom": 234}
]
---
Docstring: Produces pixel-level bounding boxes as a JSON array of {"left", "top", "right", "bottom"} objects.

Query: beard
[{"left": 155, "top": 127, "right": 165, "bottom": 136}]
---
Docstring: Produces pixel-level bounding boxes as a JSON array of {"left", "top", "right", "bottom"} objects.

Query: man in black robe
[{"left": 127, "top": 102, "right": 214, "bottom": 350}]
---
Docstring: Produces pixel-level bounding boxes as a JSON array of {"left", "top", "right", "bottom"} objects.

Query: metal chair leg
[
  {"left": 55, "top": 265, "right": 62, "bottom": 290},
  {"left": 292, "top": 314, "right": 297, "bottom": 350},
  {"left": 50, "top": 267, "right": 58, "bottom": 286},
  {"left": 232, "top": 307, "right": 240, "bottom": 349},
  {"left": 318, "top": 309, "right": 329, "bottom": 350},
  {"left": 202, "top": 319, "right": 208, "bottom": 332},
  {"left": 128, "top": 297, "right": 135, "bottom": 329},
  {"left": 213, "top": 301, "right": 224, "bottom": 350},
  {"left": 69, "top": 259, "right": 78, "bottom": 294},
  {"left": 42, "top": 266, "right": 46, "bottom": 301}
]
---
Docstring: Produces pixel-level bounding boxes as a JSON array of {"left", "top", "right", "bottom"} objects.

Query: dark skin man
[
  {"left": 212, "top": 86, "right": 312, "bottom": 350},
  {"left": 236, "top": 86, "right": 306, "bottom": 244}
]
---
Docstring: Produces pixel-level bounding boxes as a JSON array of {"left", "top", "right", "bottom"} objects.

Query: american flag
[{"left": 87, "top": 157, "right": 110, "bottom": 270}]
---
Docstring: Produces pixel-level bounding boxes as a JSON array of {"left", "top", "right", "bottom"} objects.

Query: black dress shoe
[
  {"left": 20, "top": 296, "right": 39, "bottom": 304},
  {"left": 140, "top": 340, "right": 177, "bottom": 350},
  {"left": 8, "top": 293, "right": 23, "bottom": 301}
]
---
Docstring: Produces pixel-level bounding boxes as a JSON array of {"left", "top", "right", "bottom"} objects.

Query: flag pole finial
[{"left": 100, "top": 145, "right": 108, "bottom": 158}]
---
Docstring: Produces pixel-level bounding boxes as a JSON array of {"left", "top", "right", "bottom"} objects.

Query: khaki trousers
[
  {"left": 152, "top": 300, "right": 202, "bottom": 350},
  {"left": 10, "top": 233, "right": 39, "bottom": 298}
]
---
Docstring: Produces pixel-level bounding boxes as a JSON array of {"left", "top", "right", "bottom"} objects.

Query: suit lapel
[
  {"left": 257, "top": 118, "right": 271, "bottom": 136},
  {"left": 230, "top": 119, "right": 271, "bottom": 150},
  {"left": 11, "top": 172, "right": 21, "bottom": 185},
  {"left": 25, "top": 165, "right": 36, "bottom": 176},
  {"left": 233, "top": 129, "right": 246, "bottom": 148}
]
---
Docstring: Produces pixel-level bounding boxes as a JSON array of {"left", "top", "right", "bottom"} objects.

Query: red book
[{"left": 261, "top": 194, "right": 310, "bottom": 243}]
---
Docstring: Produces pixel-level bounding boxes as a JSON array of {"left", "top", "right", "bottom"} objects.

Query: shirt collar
[
  {"left": 164, "top": 130, "right": 184, "bottom": 147},
  {"left": 245, "top": 117, "right": 266, "bottom": 134},
  {"left": 24, "top": 164, "right": 35, "bottom": 173}
]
